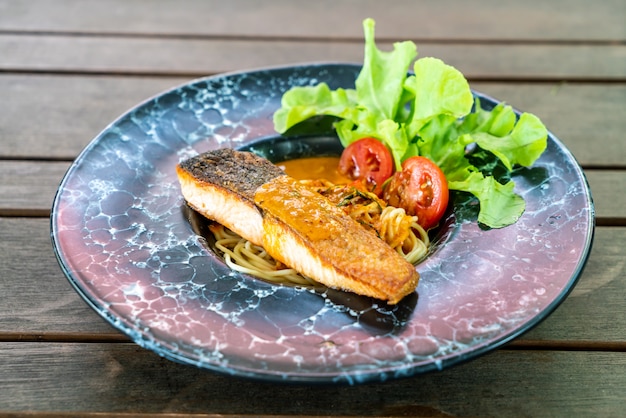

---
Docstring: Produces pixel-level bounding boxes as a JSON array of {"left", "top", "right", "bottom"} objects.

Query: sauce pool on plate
[{"left": 278, "top": 156, "right": 350, "bottom": 184}]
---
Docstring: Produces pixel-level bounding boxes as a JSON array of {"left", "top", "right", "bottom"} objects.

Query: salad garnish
[{"left": 273, "top": 18, "right": 548, "bottom": 229}]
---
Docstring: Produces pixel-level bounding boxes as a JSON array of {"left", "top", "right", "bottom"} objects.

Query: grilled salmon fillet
[{"left": 176, "top": 148, "right": 419, "bottom": 304}]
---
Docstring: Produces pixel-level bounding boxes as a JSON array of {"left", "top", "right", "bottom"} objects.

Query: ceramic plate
[{"left": 51, "top": 63, "right": 594, "bottom": 384}]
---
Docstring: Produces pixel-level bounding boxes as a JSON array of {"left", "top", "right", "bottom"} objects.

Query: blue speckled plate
[{"left": 51, "top": 63, "right": 594, "bottom": 384}]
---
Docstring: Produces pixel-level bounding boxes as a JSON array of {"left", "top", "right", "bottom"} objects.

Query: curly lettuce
[{"left": 273, "top": 18, "right": 547, "bottom": 229}]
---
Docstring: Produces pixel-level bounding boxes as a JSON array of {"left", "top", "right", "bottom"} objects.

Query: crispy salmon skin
[{"left": 176, "top": 148, "right": 419, "bottom": 304}]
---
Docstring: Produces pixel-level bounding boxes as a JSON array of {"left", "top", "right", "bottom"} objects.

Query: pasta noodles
[{"left": 210, "top": 179, "right": 430, "bottom": 287}]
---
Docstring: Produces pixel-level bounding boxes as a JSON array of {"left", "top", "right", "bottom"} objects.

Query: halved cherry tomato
[
  {"left": 382, "top": 156, "right": 449, "bottom": 230},
  {"left": 338, "top": 137, "right": 393, "bottom": 196}
]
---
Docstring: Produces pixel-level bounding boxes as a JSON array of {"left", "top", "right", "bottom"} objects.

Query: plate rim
[{"left": 50, "top": 62, "right": 596, "bottom": 384}]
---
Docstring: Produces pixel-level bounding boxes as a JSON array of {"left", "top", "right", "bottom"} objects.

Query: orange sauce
[{"left": 278, "top": 156, "right": 350, "bottom": 184}]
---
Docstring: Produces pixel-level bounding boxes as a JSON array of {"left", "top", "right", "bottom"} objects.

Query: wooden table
[{"left": 1, "top": 1, "right": 624, "bottom": 416}]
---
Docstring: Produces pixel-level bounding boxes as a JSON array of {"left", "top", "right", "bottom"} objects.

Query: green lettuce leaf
[
  {"left": 272, "top": 83, "right": 357, "bottom": 134},
  {"left": 355, "top": 18, "right": 417, "bottom": 121},
  {"left": 469, "top": 112, "right": 548, "bottom": 170},
  {"left": 272, "top": 18, "right": 548, "bottom": 229},
  {"left": 407, "top": 58, "right": 474, "bottom": 122},
  {"left": 448, "top": 172, "right": 526, "bottom": 228}
]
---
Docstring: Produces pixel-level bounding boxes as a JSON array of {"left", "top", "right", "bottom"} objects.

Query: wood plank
[
  {"left": 2, "top": 34, "right": 624, "bottom": 80},
  {"left": 0, "top": 342, "right": 624, "bottom": 416},
  {"left": 1, "top": 74, "right": 625, "bottom": 167},
  {"left": 0, "top": 75, "right": 191, "bottom": 160},
  {"left": 0, "top": 218, "right": 122, "bottom": 335},
  {"left": 0, "top": 161, "right": 68, "bottom": 216},
  {"left": 1, "top": 216, "right": 624, "bottom": 343},
  {"left": 585, "top": 171, "right": 626, "bottom": 225},
  {"left": 0, "top": 0, "right": 623, "bottom": 41},
  {"left": 1, "top": 161, "right": 622, "bottom": 224}
]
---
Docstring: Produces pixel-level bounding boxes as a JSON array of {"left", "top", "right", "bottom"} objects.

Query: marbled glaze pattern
[{"left": 51, "top": 64, "right": 594, "bottom": 384}]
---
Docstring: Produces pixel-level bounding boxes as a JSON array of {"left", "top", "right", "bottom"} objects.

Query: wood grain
[
  {"left": 0, "top": 1, "right": 624, "bottom": 415},
  {"left": 1, "top": 75, "right": 625, "bottom": 166},
  {"left": 2, "top": 34, "right": 624, "bottom": 80},
  {"left": 1, "top": 216, "right": 623, "bottom": 344},
  {"left": 0, "top": 161, "right": 68, "bottom": 216},
  {"left": 586, "top": 171, "right": 626, "bottom": 225},
  {"left": 0, "top": 75, "right": 190, "bottom": 159},
  {"left": 0, "top": 0, "right": 623, "bottom": 41},
  {"left": 0, "top": 217, "right": 120, "bottom": 334},
  {"left": 0, "top": 342, "right": 624, "bottom": 416},
  {"left": 1, "top": 161, "right": 623, "bottom": 224}
]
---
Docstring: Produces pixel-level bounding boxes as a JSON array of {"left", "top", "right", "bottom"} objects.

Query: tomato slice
[
  {"left": 338, "top": 137, "right": 393, "bottom": 196},
  {"left": 382, "top": 156, "right": 449, "bottom": 230}
]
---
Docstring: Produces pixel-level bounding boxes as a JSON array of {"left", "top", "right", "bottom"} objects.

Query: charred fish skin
[
  {"left": 176, "top": 149, "right": 286, "bottom": 246},
  {"left": 177, "top": 148, "right": 285, "bottom": 201}
]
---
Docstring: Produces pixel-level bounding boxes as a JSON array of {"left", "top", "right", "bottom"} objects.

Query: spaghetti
[{"left": 209, "top": 178, "right": 430, "bottom": 287}]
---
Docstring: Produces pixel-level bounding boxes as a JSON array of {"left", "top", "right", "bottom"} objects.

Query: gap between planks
[
  {"left": 0, "top": 413, "right": 306, "bottom": 418},
  {"left": 1, "top": 332, "right": 624, "bottom": 352},
  {"left": 1, "top": 68, "right": 625, "bottom": 83},
  {"left": 1, "top": 29, "right": 625, "bottom": 46}
]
